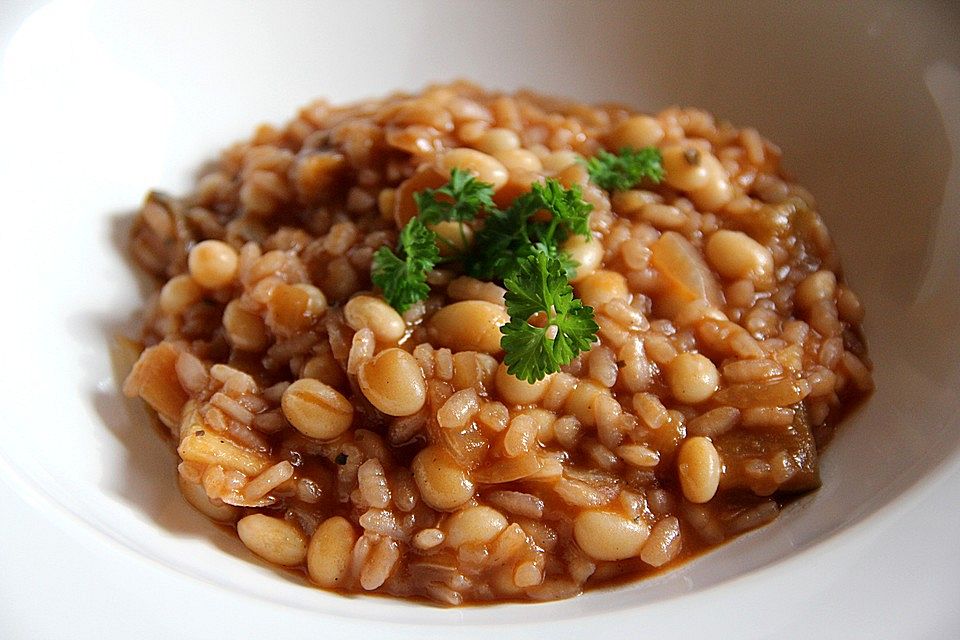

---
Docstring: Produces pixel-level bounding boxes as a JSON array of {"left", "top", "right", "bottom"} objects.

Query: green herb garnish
[
  {"left": 467, "top": 178, "right": 592, "bottom": 281},
  {"left": 372, "top": 171, "right": 599, "bottom": 381},
  {"left": 372, "top": 169, "right": 494, "bottom": 311},
  {"left": 414, "top": 167, "right": 496, "bottom": 225},
  {"left": 584, "top": 146, "right": 664, "bottom": 191},
  {"left": 371, "top": 217, "right": 439, "bottom": 313},
  {"left": 500, "top": 251, "right": 599, "bottom": 383},
  {"left": 525, "top": 178, "right": 593, "bottom": 239}
]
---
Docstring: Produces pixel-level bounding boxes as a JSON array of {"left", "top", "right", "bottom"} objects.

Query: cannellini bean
[
  {"left": 494, "top": 148, "right": 543, "bottom": 172},
  {"left": 222, "top": 300, "right": 269, "bottom": 352},
  {"left": 689, "top": 153, "right": 733, "bottom": 211},
  {"left": 607, "top": 115, "right": 664, "bottom": 150},
  {"left": 495, "top": 362, "right": 550, "bottom": 405},
  {"left": 268, "top": 283, "right": 327, "bottom": 332},
  {"left": 705, "top": 230, "right": 774, "bottom": 286},
  {"left": 542, "top": 150, "right": 580, "bottom": 173},
  {"left": 661, "top": 145, "right": 711, "bottom": 191},
  {"left": 159, "top": 274, "right": 203, "bottom": 315},
  {"left": 412, "top": 444, "right": 475, "bottom": 511},
  {"left": 666, "top": 353, "right": 719, "bottom": 404},
  {"left": 611, "top": 189, "right": 660, "bottom": 216},
  {"left": 564, "top": 379, "right": 607, "bottom": 427},
  {"left": 301, "top": 350, "right": 346, "bottom": 389},
  {"left": 188, "top": 239, "right": 239, "bottom": 289},
  {"left": 308, "top": 516, "right": 358, "bottom": 588},
  {"left": 394, "top": 98, "right": 453, "bottom": 131},
  {"left": 475, "top": 127, "right": 520, "bottom": 155},
  {"left": 358, "top": 348, "right": 427, "bottom": 416},
  {"left": 640, "top": 516, "right": 682, "bottom": 567},
  {"left": 430, "top": 220, "right": 474, "bottom": 256},
  {"left": 281, "top": 379, "right": 354, "bottom": 440},
  {"left": 427, "top": 301, "right": 509, "bottom": 354},
  {"left": 573, "top": 510, "right": 650, "bottom": 561},
  {"left": 439, "top": 148, "right": 509, "bottom": 191},
  {"left": 445, "top": 276, "right": 505, "bottom": 305},
  {"left": 563, "top": 235, "right": 603, "bottom": 282},
  {"left": 237, "top": 514, "right": 307, "bottom": 566},
  {"left": 178, "top": 475, "right": 238, "bottom": 522},
  {"left": 677, "top": 436, "right": 721, "bottom": 503},
  {"left": 444, "top": 505, "right": 508, "bottom": 548},
  {"left": 344, "top": 295, "right": 406, "bottom": 343},
  {"left": 575, "top": 270, "right": 629, "bottom": 308}
]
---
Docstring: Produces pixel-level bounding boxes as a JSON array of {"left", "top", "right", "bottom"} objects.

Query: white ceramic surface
[{"left": 0, "top": 1, "right": 958, "bottom": 637}]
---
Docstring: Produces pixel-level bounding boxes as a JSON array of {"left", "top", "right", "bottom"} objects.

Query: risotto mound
[{"left": 123, "top": 82, "right": 872, "bottom": 604}]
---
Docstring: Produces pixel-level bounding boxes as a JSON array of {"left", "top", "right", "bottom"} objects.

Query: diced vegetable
[{"left": 649, "top": 231, "right": 724, "bottom": 318}]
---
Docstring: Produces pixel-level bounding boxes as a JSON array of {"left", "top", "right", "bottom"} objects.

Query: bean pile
[{"left": 123, "top": 82, "right": 872, "bottom": 604}]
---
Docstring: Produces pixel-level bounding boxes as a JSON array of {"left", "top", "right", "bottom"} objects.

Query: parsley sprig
[
  {"left": 467, "top": 179, "right": 592, "bottom": 281},
  {"left": 372, "top": 168, "right": 494, "bottom": 312},
  {"left": 372, "top": 148, "right": 654, "bottom": 381},
  {"left": 371, "top": 217, "right": 439, "bottom": 313},
  {"left": 584, "top": 146, "right": 664, "bottom": 191},
  {"left": 500, "top": 251, "right": 599, "bottom": 383},
  {"left": 414, "top": 167, "right": 496, "bottom": 225}
]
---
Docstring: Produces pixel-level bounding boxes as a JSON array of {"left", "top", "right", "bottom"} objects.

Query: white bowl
[{"left": 1, "top": 1, "right": 958, "bottom": 637}]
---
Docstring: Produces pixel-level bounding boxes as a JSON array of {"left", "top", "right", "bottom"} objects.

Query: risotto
[{"left": 122, "top": 82, "right": 872, "bottom": 604}]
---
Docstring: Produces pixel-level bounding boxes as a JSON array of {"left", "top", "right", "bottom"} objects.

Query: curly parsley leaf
[
  {"left": 414, "top": 167, "right": 496, "bottom": 225},
  {"left": 371, "top": 217, "right": 439, "bottom": 313},
  {"left": 527, "top": 179, "right": 592, "bottom": 239},
  {"left": 464, "top": 207, "right": 524, "bottom": 280},
  {"left": 468, "top": 178, "right": 592, "bottom": 281},
  {"left": 500, "top": 251, "right": 599, "bottom": 383},
  {"left": 531, "top": 241, "right": 579, "bottom": 281},
  {"left": 585, "top": 146, "right": 664, "bottom": 192}
]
